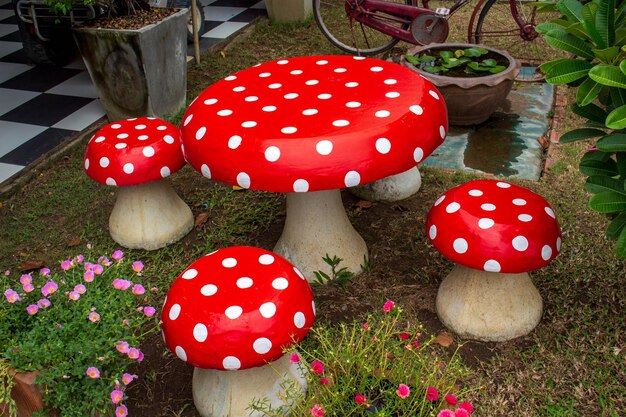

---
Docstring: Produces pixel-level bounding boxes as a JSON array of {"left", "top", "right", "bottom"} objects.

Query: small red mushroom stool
[
  {"left": 161, "top": 246, "right": 315, "bottom": 417},
  {"left": 425, "top": 180, "right": 562, "bottom": 342},
  {"left": 84, "top": 117, "right": 193, "bottom": 250},
  {"left": 180, "top": 55, "right": 448, "bottom": 280}
]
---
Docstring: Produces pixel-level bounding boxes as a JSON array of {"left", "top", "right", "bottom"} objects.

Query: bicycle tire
[{"left": 313, "top": 0, "right": 412, "bottom": 56}]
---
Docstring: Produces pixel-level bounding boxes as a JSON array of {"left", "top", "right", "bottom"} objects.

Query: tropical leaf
[
  {"left": 616, "top": 224, "right": 626, "bottom": 258},
  {"left": 596, "top": 0, "right": 615, "bottom": 47},
  {"left": 539, "top": 58, "right": 571, "bottom": 74},
  {"left": 585, "top": 175, "right": 626, "bottom": 194},
  {"left": 576, "top": 77, "right": 603, "bottom": 106},
  {"left": 606, "top": 107, "right": 626, "bottom": 129},
  {"left": 582, "top": 2, "right": 605, "bottom": 48},
  {"left": 545, "top": 29, "right": 595, "bottom": 58},
  {"left": 589, "top": 65, "right": 626, "bottom": 88},
  {"left": 621, "top": 60, "right": 626, "bottom": 76},
  {"left": 593, "top": 46, "right": 620, "bottom": 63},
  {"left": 536, "top": 21, "right": 570, "bottom": 34},
  {"left": 572, "top": 102, "right": 608, "bottom": 123},
  {"left": 610, "top": 87, "right": 626, "bottom": 107},
  {"left": 556, "top": 0, "right": 583, "bottom": 22},
  {"left": 617, "top": 152, "right": 626, "bottom": 177},
  {"left": 579, "top": 157, "right": 618, "bottom": 177},
  {"left": 606, "top": 212, "right": 626, "bottom": 239},
  {"left": 589, "top": 191, "right": 626, "bottom": 213},
  {"left": 615, "top": 27, "right": 626, "bottom": 46},
  {"left": 560, "top": 127, "right": 606, "bottom": 143},
  {"left": 544, "top": 59, "right": 593, "bottom": 84}
]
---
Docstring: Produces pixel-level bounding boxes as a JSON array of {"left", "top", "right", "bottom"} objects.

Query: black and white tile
[{"left": 0, "top": 0, "right": 266, "bottom": 186}]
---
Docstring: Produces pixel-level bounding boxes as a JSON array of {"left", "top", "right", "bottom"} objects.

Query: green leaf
[
  {"left": 489, "top": 65, "right": 506, "bottom": 74},
  {"left": 544, "top": 59, "right": 593, "bottom": 84},
  {"left": 621, "top": 60, "right": 626, "bottom": 75},
  {"left": 576, "top": 77, "right": 603, "bottom": 106},
  {"left": 560, "top": 127, "right": 606, "bottom": 142},
  {"left": 616, "top": 223, "right": 626, "bottom": 258},
  {"left": 536, "top": 21, "right": 570, "bottom": 34},
  {"left": 610, "top": 87, "right": 626, "bottom": 107},
  {"left": 593, "top": 46, "right": 620, "bottom": 63},
  {"left": 596, "top": 134, "right": 626, "bottom": 152},
  {"left": 585, "top": 175, "right": 626, "bottom": 194},
  {"left": 539, "top": 58, "right": 571, "bottom": 74},
  {"left": 589, "top": 65, "right": 626, "bottom": 88},
  {"left": 423, "top": 66, "right": 442, "bottom": 73},
  {"left": 589, "top": 191, "right": 626, "bottom": 213},
  {"left": 596, "top": 0, "right": 615, "bottom": 47},
  {"left": 617, "top": 152, "right": 626, "bottom": 177},
  {"left": 440, "top": 50, "right": 453, "bottom": 61},
  {"left": 606, "top": 212, "right": 626, "bottom": 239},
  {"left": 615, "top": 27, "right": 626, "bottom": 46},
  {"left": 556, "top": 0, "right": 583, "bottom": 22},
  {"left": 579, "top": 157, "right": 618, "bottom": 177},
  {"left": 481, "top": 58, "right": 497, "bottom": 67},
  {"left": 582, "top": 2, "right": 605, "bottom": 48},
  {"left": 405, "top": 54, "right": 421, "bottom": 65},
  {"left": 606, "top": 107, "right": 626, "bottom": 129},
  {"left": 545, "top": 29, "right": 595, "bottom": 59},
  {"left": 463, "top": 48, "right": 483, "bottom": 57},
  {"left": 573, "top": 102, "right": 608, "bottom": 123},
  {"left": 468, "top": 62, "right": 491, "bottom": 71}
]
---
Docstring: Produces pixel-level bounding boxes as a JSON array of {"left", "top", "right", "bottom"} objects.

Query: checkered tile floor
[{"left": 0, "top": 0, "right": 266, "bottom": 186}]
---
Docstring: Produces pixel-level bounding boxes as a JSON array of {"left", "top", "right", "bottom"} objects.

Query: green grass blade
[
  {"left": 588, "top": 191, "right": 626, "bottom": 213},
  {"left": 545, "top": 29, "right": 595, "bottom": 59},
  {"left": 589, "top": 64, "right": 626, "bottom": 88},
  {"left": 585, "top": 175, "right": 626, "bottom": 194},
  {"left": 576, "top": 77, "right": 603, "bottom": 106},
  {"left": 544, "top": 59, "right": 593, "bottom": 84}
]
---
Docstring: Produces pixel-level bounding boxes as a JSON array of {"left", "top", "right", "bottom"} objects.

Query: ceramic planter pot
[
  {"left": 401, "top": 43, "right": 520, "bottom": 126},
  {"left": 73, "top": 8, "right": 188, "bottom": 122}
]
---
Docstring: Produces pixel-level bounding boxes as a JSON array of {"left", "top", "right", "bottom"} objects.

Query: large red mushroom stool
[
  {"left": 84, "top": 117, "right": 193, "bottom": 250},
  {"left": 161, "top": 246, "right": 315, "bottom": 417},
  {"left": 425, "top": 180, "right": 562, "bottom": 341},
  {"left": 180, "top": 55, "right": 447, "bottom": 280}
]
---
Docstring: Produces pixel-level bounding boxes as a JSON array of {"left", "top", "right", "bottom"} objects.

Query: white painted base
[
  {"left": 109, "top": 179, "right": 194, "bottom": 250},
  {"left": 436, "top": 264, "right": 543, "bottom": 342},
  {"left": 273, "top": 189, "right": 368, "bottom": 281},
  {"left": 192, "top": 353, "right": 307, "bottom": 417},
  {"left": 350, "top": 167, "right": 422, "bottom": 202}
]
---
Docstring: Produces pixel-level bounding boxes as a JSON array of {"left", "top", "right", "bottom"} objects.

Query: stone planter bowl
[{"left": 401, "top": 43, "right": 520, "bottom": 126}]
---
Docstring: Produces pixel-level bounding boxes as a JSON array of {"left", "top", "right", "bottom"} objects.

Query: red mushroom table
[{"left": 180, "top": 55, "right": 448, "bottom": 280}]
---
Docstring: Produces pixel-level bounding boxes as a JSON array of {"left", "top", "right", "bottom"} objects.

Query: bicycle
[{"left": 312, "top": 0, "right": 546, "bottom": 59}]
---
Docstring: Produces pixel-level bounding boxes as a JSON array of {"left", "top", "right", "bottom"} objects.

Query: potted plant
[
  {"left": 402, "top": 43, "right": 521, "bottom": 126},
  {"left": 0, "top": 247, "right": 159, "bottom": 417}
]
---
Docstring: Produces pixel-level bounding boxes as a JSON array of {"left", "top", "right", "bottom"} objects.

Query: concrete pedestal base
[
  {"left": 265, "top": 0, "right": 311, "bottom": 22},
  {"left": 350, "top": 167, "right": 421, "bottom": 202}
]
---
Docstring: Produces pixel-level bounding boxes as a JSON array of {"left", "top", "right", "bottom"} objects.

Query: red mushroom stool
[
  {"left": 426, "top": 180, "right": 562, "bottom": 341},
  {"left": 161, "top": 246, "right": 315, "bottom": 417},
  {"left": 180, "top": 55, "right": 447, "bottom": 280},
  {"left": 84, "top": 117, "right": 193, "bottom": 250}
]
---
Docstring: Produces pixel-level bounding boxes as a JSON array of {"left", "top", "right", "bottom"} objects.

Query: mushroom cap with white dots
[
  {"left": 161, "top": 246, "right": 315, "bottom": 370},
  {"left": 180, "top": 55, "right": 448, "bottom": 192},
  {"left": 84, "top": 117, "right": 184, "bottom": 187},
  {"left": 426, "top": 180, "right": 562, "bottom": 273}
]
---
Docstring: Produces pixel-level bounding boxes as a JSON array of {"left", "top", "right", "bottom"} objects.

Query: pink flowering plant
[
  {"left": 251, "top": 301, "right": 481, "bottom": 416},
  {"left": 0, "top": 246, "right": 159, "bottom": 417}
]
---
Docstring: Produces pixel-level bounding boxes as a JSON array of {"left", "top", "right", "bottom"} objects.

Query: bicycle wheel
[{"left": 313, "top": 0, "right": 412, "bottom": 56}]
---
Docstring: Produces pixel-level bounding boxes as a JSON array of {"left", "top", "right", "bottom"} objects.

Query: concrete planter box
[
  {"left": 265, "top": 0, "right": 311, "bottom": 22},
  {"left": 73, "top": 9, "right": 188, "bottom": 122}
]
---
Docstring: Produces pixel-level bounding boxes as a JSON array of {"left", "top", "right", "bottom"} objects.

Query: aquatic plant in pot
[
  {"left": 0, "top": 247, "right": 159, "bottom": 417},
  {"left": 402, "top": 43, "right": 521, "bottom": 126}
]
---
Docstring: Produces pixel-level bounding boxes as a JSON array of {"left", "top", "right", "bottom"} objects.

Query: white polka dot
[
  {"left": 169, "top": 304, "right": 181, "bottom": 320},
  {"left": 429, "top": 90, "right": 440, "bottom": 100},
  {"left": 481, "top": 203, "right": 496, "bottom": 211},
  {"left": 111, "top": 123, "right": 122, "bottom": 129},
  {"left": 345, "top": 81, "right": 358, "bottom": 87},
  {"left": 376, "top": 138, "right": 391, "bottom": 154},
  {"left": 315, "top": 140, "right": 333, "bottom": 155},
  {"left": 513, "top": 198, "right": 527, "bottom": 206},
  {"left": 245, "top": 96, "right": 258, "bottom": 102},
  {"left": 303, "top": 109, "right": 318, "bottom": 115},
  {"left": 370, "top": 66, "right": 383, "bottom": 72},
  {"left": 293, "top": 179, "right": 309, "bottom": 192},
  {"left": 184, "top": 114, "right": 193, "bottom": 126},
  {"left": 95, "top": 136, "right": 105, "bottom": 143},
  {"left": 316, "top": 60, "right": 328, "bottom": 65},
  {"left": 259, "top": 302, "right": 276, "bottom": 318},
  {"left": 138, "top": 135, "right": 149, "bottom": 140},
  {"left": 163, "top": 135, "right": 175, "bottom": 144},
  {"left": 542, "top": 245, "right": 553, "bottom": 260},
  {"left": 305, "top": 80, "right": 319, "bottom": 85},
  {"left": 284, "top": 93, "right": 299, "bottom": 99},
  {"left": 439, "top": 126, "right": 446, "bottom": 139},
  {"left": 556, "top": 237, "right": 562, "bottom": 251},
  {"left": 453, "top": 238, "right": 468, "bottom": 254},
  {"left": 204, "top": 98, "right": 217, "bottom": 105},
  {"left": 281, "top": 127, "right": 297, "bottom": 134},
  {"left": 312, "top": 301, "right": 316, "bottom": 315},
  {"left": 225, "top": 306, "right": 243, "bottom": 319},
  {"left": 259, "top": 254, "right": 275, "bottom": 265},
  {"left": 497, "top": 182, "right": 511, "bottom": 188},
  {"left": 265, "top": 146, "right": 281, "bottom": 162},
  {"left": 182, "top": 269, "right": 198, "bottom": 279},
  {"left": 263, "top": 106, "right": 277, "bottom": 112},
  {"left": 253, "top": 338, "right": 272, "bottom": 354},
  {"left": 434, "top": 195, "right": 446, "bottom": 206},
  {"left": 294, "top": 267, "right": 305, "bottom": 280},
  {"left": 195, "top": 127, "right": 206, "bottom": 140},
  {"left": 237, "top": 277, "right": 253, "bottom": 288},
  {"left": 333, "top": 120, "right": 349, "bottom": 127},
  {"left": 277, "top": 59, "right": 289, "bottom": 65},
  {"left": 175, "top": 346, "right": 187, "bottom": 362},
  {"left": 468, "top": 189, "right": 483, "bottom": 197},
  {"left": 518, "top": 214, "right": 533, "bottom": 222},
  {"left": 201, "top": 164, "right": 211, "bottom": 179},
  {"left": 409, "top": 105, "right": 423, "bottom": 115},
  {"left": 193, "top": 323, "right": 208, "bottom": 342},
  {"left": 228, "top": 135, "right": 242, "bottom": 149},
  {"left": 237, "top": 172, "right": 251, "bottom": 188},
  {"left": 375, "top": 110, "right": 390, "bottom": 118},
  {"left": 318, "top": 93, "right": 332, "bottom": 100},
  {"left": 123, "top": 163, "right": 134, "bottom": 174},
  {"left": 217, "top": 109, "right": 233, "bottom": 116},
  {"left": 346, "top": 101, "right": 361, "bottom": 108},
  {"left": 294, "top": 312, "right": 306, "bottom": 328},
  {"left": 413, "top": 147, "right": 424, "bottom": 162},
  {"left": 222, "top": 258, "right": 237, "bottom": 268},
  {"left": 334, "top": 67, "right": 347, "bottom": 73},
  {"left": 268, "top": 83, "right": 282, "bottom": 89},
  {"left": 344, "top": 171, "right": 361, "bottom": 187},
  {"left": 385, "top": 92, "right": 400, "bottom": 98},
  {"left": 106, "top": 178, "right": 117, "bottom": 186},
  {"left": 353, "top": 56, "right": 365, "bottom": 60},
  {"left": 134, "top": 124, "right": 146, "bottom": 130},
  {"left": 233, "top": 86, "right": 245, "bottom": 92},
  {"left": 201, "top": 284, "right": 218, "bottom": 296},
  {"left": 84, "top": 159, "right": 90, "bottom": 170},
  {"left": 117, "top": 133, "right": 129, "bottom": 139},
  {"left": 272, "top": 278, "right": 288, "bottom": 290},
  {"left": 384, "top": 79, "right": 397, "bottom": 85},
  {"left": 99, "top": 157, "right": 110, "bottom": 168},
  {"left": 446, "top": 202, "right": 460, "bottom": 213},
  {"left": 259, "top": 72, "right": 271, "bottom": 78},
  {"left": 429, "top": 224, "right": 437, "bottom": 239},
  {"left": 484, "top": 260, "right": 501, "bottom": 272},
  {"left": 478, "top": 218, "right": 495, "bottom": 229},
  {"left": 156, "top": 125, "right": 167, "bottom": 131},
  {"left": 142, "top": 146, "right": 155, "bottom": 157},
  {"left": 242, "top": 121, "right": 257, "bottom": 128},
  {"left": 545, "top": 207, "right": 556, "bottom": 218},
  {"left": 512, "top": 236, "right": 529, "bottom": 251},
  {"left": 290, "top": 69, "right": 303, "bottom": 75},
  {"left": 225, "top": 75, "right": 237, "bottom": 81},
  {"left": 223, "top": 356, "right": 241, "bottom": 370},
  {"left": 115, "top": 143, "right": 127, "bottom": 149}
]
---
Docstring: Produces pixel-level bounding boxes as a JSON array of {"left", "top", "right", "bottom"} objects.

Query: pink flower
[
  {"left": 86, "top": 243, "right": 92, "bottom": 249},
  {"left": 37, "top": 299, "right": 51, "bottom": 308},
  {"left": 68, "top": 291, "right": 80, "bottom": 301},
  {"left": 311, "top": 361, "right": 324, "bottom": 375},
  {"left": 445, "top": 394, "right": 458, "bottom": 406},
  {"left": 113, "top": 279, "right": 132, "bottom": 290},
  {"left": 372, "top": 336, "right": 378, "bottom": 341},
  {"left": 89, "top": 312, "right": 101, "bottom": 322},
  {"left": 319, "top": 377, "right": 329, "bottom": 385},
  {"left": 115, "top": 405, "right": 128, "bottom": 417},
  {"left": 455, "top": 408, "right": 470, "bottom": 417},
  {"left": 396, "top": 384, "right": 410, "bottom": 399},
  {"left": 121, "top": 373, "right": 136, "bottom": 386},
  {"left": 132, "top": 261, "right": 144, "bottom": 274},
  {"left": 116, "top": 341, "right": 130, "bottom": 353},
  {"left": 383, "top": 300, "right": 395, "bottom": 313},
  {"left": 310, "top": 404, "right": 325, "bottom": 417},
  {"left": 3, "top": 270, "right": 9, "bottom": 276},
  {"left": 74, "top": 254, "right": 84, "bottom": 264},
  {"left": 459, "top": 402, "right": 474, "bottom": 413},
  {"left": 143, "top": 306, "right": 156, "bottom": 317},
  {"left": 39, "top": 268, "right": 50, "bottom": 276},
  {"left": 398, "top": 332, "right": 409, "bottom": 340},
  {"left": 4, "top": 289, "right": 20, "bottom": 303},
  {"left": 84, "top": 262, "right": 94, "bottom": 271},
  {"left": 74, "top": 284, "right": 86, "bottom": 294},
  {"left": 83, "top": 270, "right": 95, "bottom": 282},
  {"left": 132, "top": 284, "right": 145, "bottom": 295},
  {"left": 426, "top": 386, "right": 439, "bottom": 401},
  {"left": 86, "top": 367, "right": 100, "bottom": 379},
  {"left": 438, "top": 410, "right": 455, "bottom": 417},
  {"left": 22, "top": 283, "right": 34, "bottom": 293},
  {"left": 112, "top": 250, "right": 124, "bottom": 261},
  {"left": 93, "top": 264, "right": 104, "bottom": 275},
  {"left": 123, "top": 319, "right": 130, "bottom": 326},
  {"left": 41, "top": 281, "right": 58, "bottom": 297},
  {"left": 19, "top": 274, "right": 32, "bottom": 285},
  {"left": 26, "top": 304, "right": 38, "bottom": 315},
  {"left": 363, "top": 323, "right": 369, "bottom": 329},
  {"left": 110, "top": 389, "right": 124, "bottom": 404},
  {"left": 289, "top": 352, "right": 301, "bottom": 363},
  {"left": 61, "top": 260, "right": 72, "bottom": 270},
  {"left": 128, "top": 348, "right": 141, "bottom": 360},
  {"left": 150, "top": 287, "right": 158, "bottom": 293},
  {"left": 354, "top": 394, "right": 367, "bottom": 405},
  {"left": 100, "top": 258, "right": 112, "bottom": 266}
]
